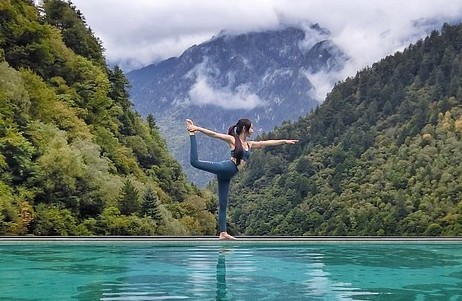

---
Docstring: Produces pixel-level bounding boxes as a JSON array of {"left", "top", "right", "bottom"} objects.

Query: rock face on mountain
[{"left": 127, "top": 24, "right": 348, "bottom": 186}]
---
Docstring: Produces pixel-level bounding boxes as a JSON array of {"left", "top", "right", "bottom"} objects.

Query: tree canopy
[
  {"left": 0, "top": 0, "right": 215, "bottom": 235},
  {"left": 229, "top": 23, "right": 462, "bottom": 237}
]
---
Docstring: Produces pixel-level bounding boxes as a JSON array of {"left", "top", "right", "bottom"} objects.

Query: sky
[{"left": 67, "top": 0, "right": 462, "bottom": 102}]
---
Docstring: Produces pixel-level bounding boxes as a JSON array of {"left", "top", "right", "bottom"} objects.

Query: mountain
[
  {"left": 228, "top": 23, "right": 462, "bottom": 236},
  {"left": 127, "top": 25, "right": 348, "bottom": 187}
]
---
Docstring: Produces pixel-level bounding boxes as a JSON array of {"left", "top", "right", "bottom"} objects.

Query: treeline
[
  {"left": 229, "top": 23, "right": 462, "bottom": 236},
  {"left": 0, "top": 0, "right": 216, "bottom": 235}
]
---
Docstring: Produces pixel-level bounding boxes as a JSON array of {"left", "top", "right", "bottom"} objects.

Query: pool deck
[{"left": 1, "top": 236, "right": 462, "bottom": 245}]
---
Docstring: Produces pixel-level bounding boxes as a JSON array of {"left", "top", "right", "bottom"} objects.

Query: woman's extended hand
[{"left": 285, "top": 139, "right": 298, "bottom": 144}]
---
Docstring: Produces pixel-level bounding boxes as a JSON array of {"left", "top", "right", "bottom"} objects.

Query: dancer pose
[{"left": 186, "top": 118, "right": 298, "bottom": 240}]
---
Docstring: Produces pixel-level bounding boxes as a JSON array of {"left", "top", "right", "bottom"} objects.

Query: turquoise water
[{"left": 1, "top": 241, "right": 462, "bottom": 300}]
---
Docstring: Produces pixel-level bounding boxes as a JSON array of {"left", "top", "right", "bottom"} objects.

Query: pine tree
[
  {"left": 118, "top": 179, "right": 139, "bottom": 215},
  {"left": 108, "top": 65, "right": 136, "bottom": 136},
  {"left": 140, "top": 186, "right": 162, "bottom": 222},
  {"left": 146, "top": 114, "right": 159, "bottom": 131},
  {"left": 41, "top": 0, "right": 106, "bottom": 67}
]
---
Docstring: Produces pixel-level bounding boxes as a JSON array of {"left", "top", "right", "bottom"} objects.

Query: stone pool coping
[{"left": 1, "top": 236, "right": 462, "bottom": 245}]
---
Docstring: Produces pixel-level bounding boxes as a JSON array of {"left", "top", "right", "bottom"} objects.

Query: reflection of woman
[
  {"left": 186, "top": 118, "right": 298, "bottom": 240},
  {"left": 216, "top": 250, "right": 227, "bottom": 300}
]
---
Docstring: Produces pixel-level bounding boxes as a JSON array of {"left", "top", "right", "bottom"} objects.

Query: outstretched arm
[
  {"left": 249, "top": 139, "right": 298, "bottom": 149},
  {"left": 186, "top": 119, "right": 234, "bottom": 145}
]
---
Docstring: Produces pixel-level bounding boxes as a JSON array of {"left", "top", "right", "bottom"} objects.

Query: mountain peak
[{"left": 127, "top": 24, "right": 348, "bottom": 186}]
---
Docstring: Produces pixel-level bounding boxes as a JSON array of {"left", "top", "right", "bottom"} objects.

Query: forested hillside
[
  {"left": 0, "top": 0, "right": 216, "bottom": 236},
  {"left": 229, "top": 23, "right": 462, "bottom": 236}
]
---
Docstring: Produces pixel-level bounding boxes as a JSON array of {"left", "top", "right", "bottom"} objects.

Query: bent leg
[
  {"left": 189, "top": 134, "right": 200, "bottom": 166},
  {"left": 190, "top": 135, "right": 232, "bottom": 175}
]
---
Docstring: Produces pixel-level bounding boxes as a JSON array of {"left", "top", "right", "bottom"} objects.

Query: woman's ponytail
[{"left": 227, "top": 124, "right": 237, "bottom": 136}]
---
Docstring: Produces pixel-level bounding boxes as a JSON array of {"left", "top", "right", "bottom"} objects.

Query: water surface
[{"left": 1, "top": 239, "right": 462, "bottom": 300}]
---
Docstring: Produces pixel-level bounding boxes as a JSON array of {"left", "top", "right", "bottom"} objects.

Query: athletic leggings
[{"left": 189, "top": 135, "right": 238, "bottom": 232}]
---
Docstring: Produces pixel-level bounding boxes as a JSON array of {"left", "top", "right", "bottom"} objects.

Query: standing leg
[
  {"left": 217, "top": 178, "right": 236, "bottom": 240},
  {"left": 217, "top": 178, "right": 230, "bottom": 233}
]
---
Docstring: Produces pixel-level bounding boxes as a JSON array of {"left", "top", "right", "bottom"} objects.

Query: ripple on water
[{"left": 1, "top": 242, "right": 462, "bottom": 301}]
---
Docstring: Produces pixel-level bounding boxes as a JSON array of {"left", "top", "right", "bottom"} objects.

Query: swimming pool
[{"left": 1, "top": 237, "right": 462, "bottom": 300}]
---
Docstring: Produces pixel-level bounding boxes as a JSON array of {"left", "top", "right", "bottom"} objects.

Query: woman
[{"left": 186, "top": 118, "right": 298, "bottom": 240}]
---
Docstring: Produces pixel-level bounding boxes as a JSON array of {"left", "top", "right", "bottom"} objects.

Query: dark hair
[{"left": 227, "top": 118, "right": 252, "bottom": 166}]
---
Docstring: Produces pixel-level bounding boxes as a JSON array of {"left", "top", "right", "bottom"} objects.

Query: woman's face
[{"left": 246, "top": 124, "right": 254, "bottom": 137}]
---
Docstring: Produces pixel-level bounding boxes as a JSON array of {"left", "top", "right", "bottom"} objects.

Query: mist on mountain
[{"left": 127, "top": 24, "right": 348, "bottom": 187}]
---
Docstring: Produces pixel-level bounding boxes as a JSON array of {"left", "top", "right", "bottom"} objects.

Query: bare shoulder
[
  {"left": 248, "top": 141, "right": 262, "bottom": 148},
  {"left": 216, "top": 133, "right": 235, "bottom": 147}
]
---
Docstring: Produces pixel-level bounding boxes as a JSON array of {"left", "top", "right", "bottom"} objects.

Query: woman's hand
[
  {"left": 285, "top": 139, "right": 298, "bottom": 144},
  {"left": 186, "top": 119, "right": 197, "bottom": 133},
  {"left": 186, "top": 119, "right": 235, "bottom": 145}
]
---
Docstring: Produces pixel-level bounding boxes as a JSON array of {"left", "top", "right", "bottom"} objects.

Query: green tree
[
  {"left": 108, "top": 65, "right": 136, "bottom": 136},
  {"left": 32, "top": 204, "right": 77, "bottom": 236},
  {"left": 118, "top": 179, "right": 140, "bottom": 215},
  {"left": 140, "top": 186, "right": 162, "bottom": 222},
  {"left": 230, "top": 23, "right": 462, "bottom": 236},
  {"left": 147, "top": 114, "right": 159, "bottom": 131},
  {"left": 41, "top": 0, "right": 106, "bottom": 67},
  {"left": 94, "top": 207, "right": 156, "bottom": 235},
  {"left": 0, "top": 0, "right": 215, "bottom": 237}
]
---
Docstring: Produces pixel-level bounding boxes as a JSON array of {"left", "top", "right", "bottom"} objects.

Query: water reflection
[
  {"left": 212, "top": 246, "right": 371, "bottom": 301},
  {"left": 216, "top": 249, "right": 228, "bottom": 300},
  {"left": 2, "top": 243, "right": 462, "bottom": 300}
]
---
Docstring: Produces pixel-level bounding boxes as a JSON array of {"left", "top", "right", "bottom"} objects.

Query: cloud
[
  {"left": 298, "top": 23, "right": 331, "bottom": 51},
  {"left": 187, "top": 62, "right": 266, "bottom": 110},
  {"left": 71, "top": 0, "right": 462, "bottom": 83},
  {"left": 304, "top": 70, "right": 341, "bottom": 103},
  {"left": 72, "top": 0, "right": 281, "bottom": 70}
]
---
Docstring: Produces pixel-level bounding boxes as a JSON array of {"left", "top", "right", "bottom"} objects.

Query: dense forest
[
  {"left": 229, "top": 23, "right": 462, "bottom": 236},
  {"left": 0, "top": 0, "right": 217, "bottom": 236}
]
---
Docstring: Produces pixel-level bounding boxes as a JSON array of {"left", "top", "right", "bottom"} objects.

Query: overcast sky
[
  {"left": 68, "top": 0, "right": 462, "bottom": 103},
  {"left": 70, "top": 0, "right": 462, "bottom": 71}
]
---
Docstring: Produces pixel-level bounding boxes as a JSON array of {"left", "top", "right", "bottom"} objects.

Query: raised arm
[
  {"left": 249, "top": 139, "right": 298, "bottom": 149},
  {"left": 186, "top": 119, "right": 235, "bottom": 145}
]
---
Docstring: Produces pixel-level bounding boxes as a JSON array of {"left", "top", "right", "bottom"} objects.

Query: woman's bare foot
[
  {"left": 185, "top": 119, "right": 195, "bottom": 135},
  {"left": 219, "top": 232, "right": 236, "bottom": 240}
]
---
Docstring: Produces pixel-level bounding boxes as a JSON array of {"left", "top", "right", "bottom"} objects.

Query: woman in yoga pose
[{"left": 186, "top": 118, "right": 298, "bottom": 240}]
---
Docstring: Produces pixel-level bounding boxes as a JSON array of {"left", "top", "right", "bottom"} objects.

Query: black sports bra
[{"left": 230, "top": 144, "right": 251, "bottom": 162}]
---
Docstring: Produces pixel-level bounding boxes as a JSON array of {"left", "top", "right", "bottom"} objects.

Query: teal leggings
[{"left": 189, "top": 135, "right": 238, "bottom": 232}]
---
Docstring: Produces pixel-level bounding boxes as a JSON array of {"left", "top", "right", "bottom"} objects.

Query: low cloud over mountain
[{"left": 127, "top": 24, "right": 347, "bottom": 186}]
